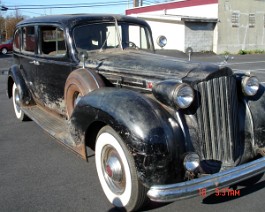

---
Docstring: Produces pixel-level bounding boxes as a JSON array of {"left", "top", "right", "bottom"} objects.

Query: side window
[
  {"left": 22, "top": 26, "right": 36, "bottom": 53},
  {"left": 13, "top": 29, "right": 21, "bottom": 51},
  {"left": 40, "top": 26, "right": 66, "bottom": 56},
  {"left": 128, "top": 25, "right": 148, "bottom": 49}
]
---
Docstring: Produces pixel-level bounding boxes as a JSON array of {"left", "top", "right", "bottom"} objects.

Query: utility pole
[
  {"left": 4, "top": 18, "right": 6, "bottom": 40},
  {"left": 133, "top": 0, "right": 143, "bottom": 7}
]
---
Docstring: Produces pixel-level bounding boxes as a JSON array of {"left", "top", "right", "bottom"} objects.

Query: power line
[
  {"left": 19, "top": 10, "right": 47, "bottom": 16},
  {"left": 3, "top": 1, "right": 130, "bottom": 10},
  {"left": 144, "top": 0, "right": 168, "bottom": 4},
  {"left": 5, "top": 1, "right": 127, "bottom": 7},
  {"left": 144, "top": 0, "right": 156, "bottom": 5},
  {"left": 1, "top": 1, "right": 170, "bottom": 12}
]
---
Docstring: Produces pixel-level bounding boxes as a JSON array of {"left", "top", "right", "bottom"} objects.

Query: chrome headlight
[
  {"left": 242, "top": 76, "right": 259, "bottom": 96},
  {"left": 173, "top": 83, "right": 194, "bottom": 108},
  {"left": 156, "top": 35, "right": 167, "bottom": 48}
]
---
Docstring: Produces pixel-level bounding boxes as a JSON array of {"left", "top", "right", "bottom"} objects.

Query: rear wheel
[
  {"left": 12, "top": 83, "right": 28, "bottom": 121},
  {"left": 95, "top": 126, "right": 147, "bottom": 211}
]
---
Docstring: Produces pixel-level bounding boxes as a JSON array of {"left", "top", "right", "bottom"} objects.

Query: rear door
[{"left": 19, "top": 25, "right": 38, "bottom": 97}]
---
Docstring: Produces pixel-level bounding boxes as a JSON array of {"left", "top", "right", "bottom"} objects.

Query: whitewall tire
[
  {"left": 95, "top": 126, "right": 147, "bottom": 211},
  {"left": 12, "top": 83, "right": 27, "bottom": 121}
]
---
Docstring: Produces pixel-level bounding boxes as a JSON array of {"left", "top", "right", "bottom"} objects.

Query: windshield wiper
[{"left": 99, "top": 32, "right": 110, "bottom": 52}]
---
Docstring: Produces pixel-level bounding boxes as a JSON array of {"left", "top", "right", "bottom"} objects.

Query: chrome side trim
[{"left": 147, "top": 156, "right": 265, "bottom": 202}]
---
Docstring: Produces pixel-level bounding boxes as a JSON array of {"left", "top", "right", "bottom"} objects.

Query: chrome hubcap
[
  {"left": 14, "top": 88, "right": 21, "bottom": 112},
  {"left": 105, "top": 155, "right": 123, "bottom": 182},
  {"left": 15, "top": 89, "right": 20, "bottom": 105},
  {"left": 102, "top": 145, "right": 125, "bottom": 194}
]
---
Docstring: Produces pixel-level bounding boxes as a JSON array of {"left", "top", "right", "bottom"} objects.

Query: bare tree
[
  {"left": 0, "top": 10, "right": 23, "bottom": 41},
  {"left": 5, "top": 16, "right": 23, "bottom": 39}
]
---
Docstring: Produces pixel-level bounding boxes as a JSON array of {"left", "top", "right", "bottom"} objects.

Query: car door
[
  {"left": 33, "top": 25, "right": 75, "bottom": 116},
  {"left": 19, "top": 25, "right": 38, "bottom": 97}
]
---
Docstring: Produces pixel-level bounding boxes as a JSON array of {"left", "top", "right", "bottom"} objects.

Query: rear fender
[
  {"left": 7, "top": 65, "right": 33, "bottom": 106},
  {"left": 69, "top": 88, "right": 185, "bottom": 186}
]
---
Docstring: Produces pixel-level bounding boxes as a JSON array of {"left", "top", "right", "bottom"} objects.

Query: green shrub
[{"left": 238, "top": 49, "right": 265, "bottom": 55}]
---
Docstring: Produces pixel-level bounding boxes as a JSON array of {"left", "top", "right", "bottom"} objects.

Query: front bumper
[{"left": 147, "top": 156, "right": 265, "bottom": 202}]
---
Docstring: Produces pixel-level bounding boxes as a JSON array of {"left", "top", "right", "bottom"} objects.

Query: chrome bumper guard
[{"left": 147, "top": 157, "right": 265, "bottom": 202}]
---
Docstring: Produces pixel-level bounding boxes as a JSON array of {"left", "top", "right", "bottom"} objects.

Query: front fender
[
  {"left": 7, "top": 65, "right": 33, "bottom": 106},
  {"left": 247, "top": 82, "right": 265, "bottom": 149},
  {"left": 70, "top": 88, "right": 185, "bottom": 186}
]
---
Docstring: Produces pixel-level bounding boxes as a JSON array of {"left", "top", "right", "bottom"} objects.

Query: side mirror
[{"left": 156, "top": 35, "right": 167, "bottom": 48}]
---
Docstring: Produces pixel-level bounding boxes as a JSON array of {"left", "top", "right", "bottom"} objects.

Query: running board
[{"left": 22, "top": 105, "right": 86, "bottom": 159}]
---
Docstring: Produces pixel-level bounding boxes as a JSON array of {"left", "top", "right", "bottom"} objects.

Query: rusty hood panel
[{"left": 84, "top": 50, "right": 232, "bottom": 83}]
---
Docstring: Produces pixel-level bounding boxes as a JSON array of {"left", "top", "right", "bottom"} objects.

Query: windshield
[{"left": 73, "top": 22, "right": 153, "bottom": 52}]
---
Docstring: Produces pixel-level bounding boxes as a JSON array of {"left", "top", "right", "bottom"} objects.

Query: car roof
[{"left": 17, "top": 14, "right": 149, "bottom": 28}]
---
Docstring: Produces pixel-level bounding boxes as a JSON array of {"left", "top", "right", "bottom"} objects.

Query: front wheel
[
  {"left": 12, "top": 83, "right": 28, "bottom": 121},
  {"left": 95, "top": 126, "right": 147, "bottom": 211}
]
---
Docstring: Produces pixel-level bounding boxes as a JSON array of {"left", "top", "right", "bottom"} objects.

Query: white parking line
[
  {"left": 228, "top": 61, "right": 265, "bottom": 66},
  {"left": 233, "top": 68, "right": 265, "bottom": 71}
]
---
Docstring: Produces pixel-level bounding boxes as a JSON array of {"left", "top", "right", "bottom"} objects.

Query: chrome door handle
[
  {"left": 34, "top": 61, "right": 40, "bottom": 66},
  {"left": 29, "top": 60, "right": 40, "bottom": 66}
]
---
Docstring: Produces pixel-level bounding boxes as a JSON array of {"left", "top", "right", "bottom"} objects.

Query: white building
[{"left": 126, "top": 0, "right": 265, "bottom": 54}]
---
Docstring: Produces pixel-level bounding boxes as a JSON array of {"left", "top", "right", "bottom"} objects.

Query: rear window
[
  {"left": 22, "top": 26, "right": 36, "bottom": 54},
  {"left": 13, "top": 29, "right": 21, "bottom": 51}
]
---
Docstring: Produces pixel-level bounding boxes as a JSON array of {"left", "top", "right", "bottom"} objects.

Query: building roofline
[
  {"left": 126, "top": 0, "right": 218, "bottom": 15},
  {"left": 131, "top": 14, "right": 218, "bottom": 23}
]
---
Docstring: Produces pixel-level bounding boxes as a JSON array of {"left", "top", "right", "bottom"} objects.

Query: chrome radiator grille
[{"left": 195, "top": 76, "right": 238, "bottom": 163}]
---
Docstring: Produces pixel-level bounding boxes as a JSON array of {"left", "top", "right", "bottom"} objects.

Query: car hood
[{"left": 84, "top": 50, "right": 232, "bottom": 83}]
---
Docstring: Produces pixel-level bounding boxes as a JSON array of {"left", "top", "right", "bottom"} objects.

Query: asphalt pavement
[{"left": 1, "top": 53, "right": 265, "bottom": 212}]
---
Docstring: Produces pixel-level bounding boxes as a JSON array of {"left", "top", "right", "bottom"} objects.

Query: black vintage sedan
[{"left": 6, "top": 14, "right": 265, "bottom": 211}]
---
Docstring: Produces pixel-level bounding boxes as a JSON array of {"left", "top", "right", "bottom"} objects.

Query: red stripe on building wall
[{"left": 126, "top": 0, "right": 218, "bottom": 15}]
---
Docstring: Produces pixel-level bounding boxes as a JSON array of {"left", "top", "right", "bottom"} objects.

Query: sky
[{"left": 1, "top": 0, "right": 139, "bottom": 17}]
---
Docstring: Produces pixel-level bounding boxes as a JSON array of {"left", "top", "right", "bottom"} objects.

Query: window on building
[
  {"left": 249, "top": 13, "right": 255, "bottom": 28},
  {"left": 231, "top": 12, "right": 240, "bottom": 27}
]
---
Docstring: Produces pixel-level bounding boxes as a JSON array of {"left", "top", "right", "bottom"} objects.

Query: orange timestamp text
[{"left": 198, "top": 187, "right": 240, "bottom": 198}]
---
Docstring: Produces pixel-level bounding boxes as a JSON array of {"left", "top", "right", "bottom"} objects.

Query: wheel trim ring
[
  {"left": 96, "top": 132, "right": 132, "bottom": 207},
  {"left": 12, "top": 84, "right": 22, "bottom": 117}
]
